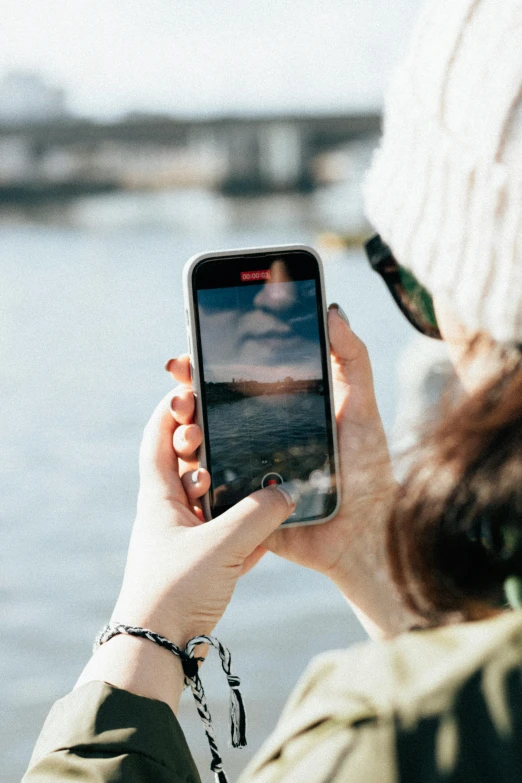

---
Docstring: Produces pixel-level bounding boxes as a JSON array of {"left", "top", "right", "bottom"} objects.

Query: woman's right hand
[{"left": 168, "top": 306, "right": 422, "bottom": 638}]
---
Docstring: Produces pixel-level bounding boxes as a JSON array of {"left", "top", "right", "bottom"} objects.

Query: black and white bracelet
[{"left": 94, "top": 622, "right": 247, "bottom": 783}]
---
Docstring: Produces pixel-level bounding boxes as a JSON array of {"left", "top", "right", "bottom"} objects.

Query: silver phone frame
[{"left": 182, "top": 243, "right": 341, "bottom": 526}]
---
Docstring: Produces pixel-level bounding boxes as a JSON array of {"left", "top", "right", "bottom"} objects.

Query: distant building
[{"left": 0, "top": 71, "right": 68, "bottom": 126}]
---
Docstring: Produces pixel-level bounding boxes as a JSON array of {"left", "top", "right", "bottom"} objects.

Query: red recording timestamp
[{"left": 240, "top": 270, "right": 271, "bottom": 282}]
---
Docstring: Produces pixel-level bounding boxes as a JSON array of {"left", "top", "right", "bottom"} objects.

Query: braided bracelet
[{"left": 94, "top": 623, "right": 246, "bottom": 783}]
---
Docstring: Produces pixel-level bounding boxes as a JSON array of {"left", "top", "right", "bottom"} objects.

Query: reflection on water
[
  {"left": 0, "top": 189, "right": 414, "bottom": 782},
  {"left": 208, "top": 393, "right": 333, "bottom": 520}
]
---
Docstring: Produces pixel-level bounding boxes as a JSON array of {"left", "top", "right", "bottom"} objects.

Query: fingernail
[
  {"left": 329, "top": 303, "right": 350, "bottom": 328},
  {"left": 169, "top": 395, "right": 179, "bottom": 416},
  {"left": 191, "top": 469, "right": 201, "bottom": 484},
  {"left": 164, "top": 358, "right": 176, "bottom": 372},
  {"left": 273, "top": 481, "right": 300, "bottom": 508}
]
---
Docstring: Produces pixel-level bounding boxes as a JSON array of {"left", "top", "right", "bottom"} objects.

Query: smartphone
[{"left": 183, "top": 245, "right": 340, "bottom": 526}]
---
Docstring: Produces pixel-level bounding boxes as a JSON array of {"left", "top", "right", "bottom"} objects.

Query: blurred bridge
[{"left": 0, "top": 112, "right": 381, "bottom": 198}]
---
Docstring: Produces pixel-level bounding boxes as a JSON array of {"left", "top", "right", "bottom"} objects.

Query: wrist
[
  {"left": 110, "top": 593, "right": 199, "bottom": 650},
  {"left": 75, "top": 632, "right": 185, "bottom": 714},
  {"left": 330, "top": 555, "right": 412, "bottom": 638},
  {"left": 324, "top": 491, "right": 423, "bottom": 638}
]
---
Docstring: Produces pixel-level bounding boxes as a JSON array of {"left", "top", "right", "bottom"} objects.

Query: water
[
  {"left": 207, "top": 392, "right": 334, "bottom": 520},
  {"left": 0, "top": 189, "right": 415, "bottom": 782}
]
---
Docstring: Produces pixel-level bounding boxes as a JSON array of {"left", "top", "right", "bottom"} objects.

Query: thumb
[
  {"left": 210, "top": 486, "right": 295, "bottom": 557},
  {"left": 328, "top": 304, "right": 380, "bottom": 422}
]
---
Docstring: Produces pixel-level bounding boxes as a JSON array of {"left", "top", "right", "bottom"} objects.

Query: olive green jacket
[{"left": 24, "top": 611, "right": 522, "bottom": 782}]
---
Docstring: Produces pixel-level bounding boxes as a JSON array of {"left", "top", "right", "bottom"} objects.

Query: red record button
[{"left": 262, "top": 472, "right": 283, "bottom": 488}]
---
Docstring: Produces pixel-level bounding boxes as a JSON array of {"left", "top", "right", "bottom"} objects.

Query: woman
[{"left": 24, "top": 0, "right": 522, "bottom": 780}]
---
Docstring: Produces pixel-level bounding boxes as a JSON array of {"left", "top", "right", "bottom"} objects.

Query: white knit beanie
[{"left": 364, "top": 0, "right": 522, "bottom": 343}]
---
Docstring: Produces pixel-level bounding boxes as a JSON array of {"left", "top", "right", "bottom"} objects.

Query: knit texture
[{"left": 364, "top": 0, "right": 522, "bottom": 343}]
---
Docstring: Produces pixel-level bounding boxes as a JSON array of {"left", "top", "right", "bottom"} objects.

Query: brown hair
[{"left": 388, "top": 352, "right": 522, "bottom": 623}]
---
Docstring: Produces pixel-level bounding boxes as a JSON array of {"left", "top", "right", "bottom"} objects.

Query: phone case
[{"left": 182, "top": 244, "right": 341, "bottom": 526}]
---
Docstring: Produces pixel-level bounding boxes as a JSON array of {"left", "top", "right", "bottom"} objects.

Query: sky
[
  {"left": 1, "top": 0, "right": 426, "bottom": 120},
  {"left": 198, "top": 280, "right": 323, "bottom": 383}
]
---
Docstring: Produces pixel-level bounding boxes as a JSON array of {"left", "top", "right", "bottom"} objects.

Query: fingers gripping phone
[{"left": 183, "top": 245, "right": 340, "bottom": 526}]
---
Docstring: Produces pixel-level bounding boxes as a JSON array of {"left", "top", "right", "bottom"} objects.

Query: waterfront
[{"left": 1, "top": 188, "right": 416, "bottom": 781}]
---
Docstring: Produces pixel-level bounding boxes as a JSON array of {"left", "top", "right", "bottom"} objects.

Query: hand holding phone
[
  {"left": 168, "top": 308, "right": 419, "bottom": 637},
  {"left": 183, "top": 245, "right": 340, "bottom": 526}
]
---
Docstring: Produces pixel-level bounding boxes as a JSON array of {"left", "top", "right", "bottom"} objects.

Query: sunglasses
[{"left": 364, "top": 234, "right": 442, "bottom": 340}]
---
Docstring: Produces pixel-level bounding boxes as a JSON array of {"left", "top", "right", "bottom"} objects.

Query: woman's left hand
[{"left": 111, "top": 388, "right": 294, "bottom": 648}]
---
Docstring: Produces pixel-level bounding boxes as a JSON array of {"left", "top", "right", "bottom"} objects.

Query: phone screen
[{"left": 192, "top": 250, "right": 337, "bottom": 523}]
